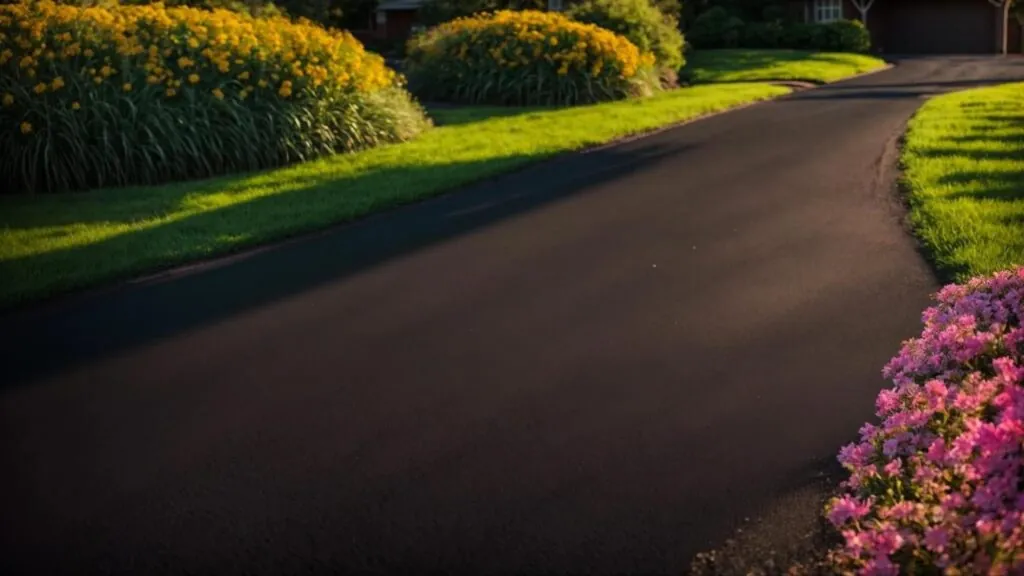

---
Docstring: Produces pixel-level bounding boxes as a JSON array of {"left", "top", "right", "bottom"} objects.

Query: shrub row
[
  {"left": 826, "top": 268, "right": 1024, "bottom": 573},
  {"left": 405, "top": 10, "right": 658, "bottom": 106},
  {"left": 0, "top": 0, "right": 430, "bottom": 194},
  {"left": 688, "top": 6, "right": 870, "bottom": 52}
]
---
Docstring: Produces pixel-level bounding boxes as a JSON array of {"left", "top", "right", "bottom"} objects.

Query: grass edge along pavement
[
  {"left": 692, "top": 82, "right": 1024, "bottom": 575},
  {"left": 0, "top": 83, "right": 789, "bottom": 308},
  {"left": 683, "top": 49, "right": 888, "bottom": 85},
  {"left": 901, "top": 81, "right": 1024, "bottom": 283}
]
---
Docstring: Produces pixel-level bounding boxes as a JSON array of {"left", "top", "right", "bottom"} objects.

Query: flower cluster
[
  {"left": 0, "top": 0, "right": 394, "bottom": 116},
  {"left": 405, "top": 9, "right": 657, "bottom": 106},
  {"left": 0, "top": 0, "right": 428, "bottom": 193},
  {"left": 827, "top": 268, "right": 1024, "bottom": 574}
]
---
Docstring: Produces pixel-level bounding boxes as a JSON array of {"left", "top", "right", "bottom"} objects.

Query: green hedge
[{"left": 688, "top": 8, "right": 871, "bottom": 53}]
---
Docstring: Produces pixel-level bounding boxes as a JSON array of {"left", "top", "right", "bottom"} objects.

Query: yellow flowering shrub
[
  {"left": 405, "top": 10, "right": 658, "bottom": 107},
  {"left": 0, "top": 0, "right": 430, "bottom": 194}
]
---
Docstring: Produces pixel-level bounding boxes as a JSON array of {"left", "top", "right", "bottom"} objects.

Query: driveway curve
[{"left": 2, "top": 56, "right": 1024, "bottom": 575}]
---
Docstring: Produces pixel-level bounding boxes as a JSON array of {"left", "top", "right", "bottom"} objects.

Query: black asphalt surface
[{"left": 3, "top": 56, "right": 1024, "bottom": 576}]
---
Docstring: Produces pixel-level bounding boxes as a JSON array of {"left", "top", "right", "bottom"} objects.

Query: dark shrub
[
  {"left": 825, "top": 19, "right": 870, "bottom": 52},
  {"left": 568, "top": 0, "right": 685, "bottom": 71},
  {"left": 687, "top": 6, "right": 744, "bottom": 49},
  {"left": 777, "top": 22, "right": 810, "bottom": 49},
  {"left": 779, "top": 19, "right": 870, "bottom": 52},
  {"left": 741, "top": 20, "right": 783, "bottom": 48}
]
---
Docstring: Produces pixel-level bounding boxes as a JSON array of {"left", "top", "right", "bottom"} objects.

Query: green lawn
[
  {"left": 683, "top": 49, "right": 888, "bottom": 84},
  {"left": 902, "top": 82, "right": 1024, "bottom": 281},
  {"left": 0, "top": 83, "right": 789, "bottom": 306}
]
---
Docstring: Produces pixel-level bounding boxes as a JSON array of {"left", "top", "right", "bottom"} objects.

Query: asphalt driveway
[{"left": 3, "top": 56, "right": 1024, "bottom": 575}]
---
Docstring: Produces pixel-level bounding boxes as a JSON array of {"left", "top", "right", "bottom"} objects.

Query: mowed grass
[
  {"left": 683, "top": 49, "right": 888, "bottom": 84},
  {"left": 0, "top": 83, "right": 789, "bottom": 306},
  {"left": 902, "top": 82, "right": 1024, "bottom": 281}
]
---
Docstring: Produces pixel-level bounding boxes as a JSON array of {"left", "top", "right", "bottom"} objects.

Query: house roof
[{"left": 376, "top": 0, "right": 426, "bottom": 11}]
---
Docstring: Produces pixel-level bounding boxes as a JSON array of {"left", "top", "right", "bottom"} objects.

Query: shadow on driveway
[{"left": 0, "top": 138, "right": 698, "bottom": 388}]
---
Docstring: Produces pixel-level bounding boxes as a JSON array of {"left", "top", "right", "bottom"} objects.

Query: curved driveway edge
[{"left": 2, "top": 56, "right": 1023, "bottom": 576}]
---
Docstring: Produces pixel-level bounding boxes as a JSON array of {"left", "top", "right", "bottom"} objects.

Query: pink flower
[
  {"left": 876, "top": 389, "right": 900, "bottom": 414},
  {"left": 926, "top": 438, "right": 947, "bottom": 464},
  {"left": 827, "top": 495, "right": 872, "bottom": 526},
  {"left": 863, "top": 555, "right": 899, "bottom": 576},
  {"left": 828, "top": 267, "right": 1024, "bottom": 573},
  {"left": 924, "top": 379, "right": 948, "bottom": 410},
  {"left": 883, "top": 459, "right": 902, "bottom": 477}
]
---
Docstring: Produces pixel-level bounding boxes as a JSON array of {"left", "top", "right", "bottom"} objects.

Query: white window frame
[
  {"left": 812, "top": 0, "right": 843, "bottom": 23},
  {"left": 548, "top": 0, "right": 564, "bottom": 11}
]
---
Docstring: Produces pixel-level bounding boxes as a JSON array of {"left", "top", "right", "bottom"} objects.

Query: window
[
  {"left": 548, "top": 0, "right": 564, "bottom": 11},
  {"left": 812, "top": 0, "right": 842, "bottom": 23}
]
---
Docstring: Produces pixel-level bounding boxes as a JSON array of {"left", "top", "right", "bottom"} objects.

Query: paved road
[{"left": 3, "top": 56, "right": 1024, "bottom": 576}]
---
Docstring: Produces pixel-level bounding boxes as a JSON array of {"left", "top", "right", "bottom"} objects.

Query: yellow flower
[
  {"left": 20, "top": 121, "right": 32, "bottom": 134},
  {"left": 71, "top": 101, "right": 80, "bottom": 110},
  {"left": 238, "top": 71, "right": 250, "bottom": 80},
  {"left": 1, "top": 93, "right": 12, "bottom": 106},
  {"left": 211, "top": 87, "right": 224, "bottom": 100},
  {"left": 33, "top": 82, "right": 47, "bottom": 94},
  {"left": 122, "top": 82, "right": 132, "bottom": 92},
  {"left": 166, "top": 87, "right": 177, "bottom": 97},
  {"left": 147, "top": 75, "right": 160, "bottom": 84},
  {"left": 100, "top": 65, "right": 114, "bottom": 77},
  {"left": 257, "top": 79, "right": 267, "bottom": 88},
  {"left": 177, "top": 56, "right": 194, "bottom": 69},
  {"left": 50, "top": 76, "right": 64, "bottom": 90},
  {"left": 83, "top": 48, "right": 94, "bottom": 57},
  {"left": 188, "top": 73, "right": 200, "bottom": 84}
]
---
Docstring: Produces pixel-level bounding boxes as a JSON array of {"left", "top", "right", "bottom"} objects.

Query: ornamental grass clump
[
  {"left": 0, "top": 0, "right": 430, "bottom": 194},
  {"left": 827, "top": 268, "right": 1024, "bottom": 574},
  {"left": 404, "top": 9, "right": 658, "bottom": 107}
]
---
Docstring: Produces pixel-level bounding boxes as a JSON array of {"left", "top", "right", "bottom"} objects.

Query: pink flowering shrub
[{"left": 826, "top": 268, "right": 1024, "bottom": 575}]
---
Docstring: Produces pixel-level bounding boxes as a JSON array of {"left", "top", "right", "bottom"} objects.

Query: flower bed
[
  {"left": 0, "top": 0, "right": 429, "bottom": 194},
  {"left": 827, "top": 268, "right": 1024, "bottom": 573},
  {"left": 404, "top": 9, "right": 657, "bottom": 106}
]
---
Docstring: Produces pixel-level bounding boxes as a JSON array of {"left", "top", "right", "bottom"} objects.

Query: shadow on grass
[{"left": 0, "top": 138, "right": 697, "bottom": 387}]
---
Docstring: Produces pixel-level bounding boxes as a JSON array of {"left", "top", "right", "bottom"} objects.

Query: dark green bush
[
  {"left": 741, "top": 20, "right": 783, "bottom": 48},
  {"left": 567, "top": 0, "right": 685, "bottom": 71},
  {"left": 779, "top": 21, "right": 816, "bottom": 49},
  {"left": 687, "top": 6, "right": 744, "bottom": 49},
  {"left": 824, "top": 19, "right": 870, "bottom": 52}
]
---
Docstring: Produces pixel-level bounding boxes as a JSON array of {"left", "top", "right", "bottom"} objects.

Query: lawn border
[{"left": 684, "top": 61, "right": 895, "bottom": 87}]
